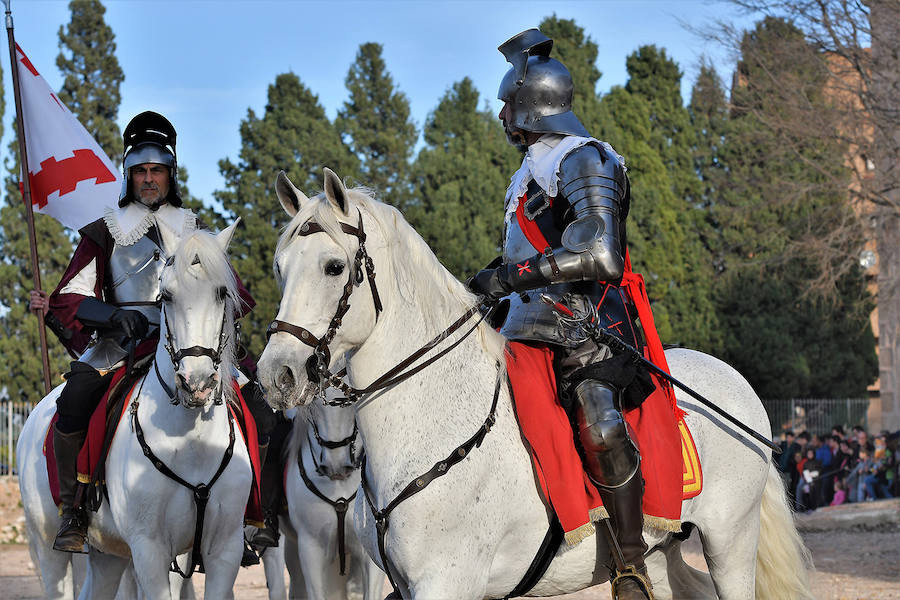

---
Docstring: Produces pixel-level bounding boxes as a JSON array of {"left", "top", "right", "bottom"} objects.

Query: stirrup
[
  {"left": 52, "top": 509, "right": 88, "bottom": 554},
  {"left": 611, "top": 565, "right": 653, "bottom": 600}
]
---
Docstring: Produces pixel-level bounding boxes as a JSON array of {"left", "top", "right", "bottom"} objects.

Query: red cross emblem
[{"left": 517, "top": 261, "right": 531, "bottom": 276}]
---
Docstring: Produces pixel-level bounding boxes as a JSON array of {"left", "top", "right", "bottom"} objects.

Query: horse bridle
[
  {"left": 307, "top": 415, "right": 363, "bottom": 475},
  {"left": 155, "top": 261, "right": 231, "bottom": 405},
  {"left": 266, "top": 210, "right": 486, "bottom": 405},
  {"left": 267, "top": 210, "right": 382, "bottom": 399}
]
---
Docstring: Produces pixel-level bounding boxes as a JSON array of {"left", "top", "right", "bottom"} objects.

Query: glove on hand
[
  {"left": 111, "top": 309, "right": 149, "bottom": 340},
  {"left": 467, "top": 266, "right": 513, "bottom": 301}
]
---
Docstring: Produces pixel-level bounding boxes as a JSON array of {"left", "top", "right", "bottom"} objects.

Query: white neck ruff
[
  {"left": 104, "top": 203, "right": 196, "bottom": 249},
  {"left": 504, "top": 135, "right": 625, "bottom": 224}
]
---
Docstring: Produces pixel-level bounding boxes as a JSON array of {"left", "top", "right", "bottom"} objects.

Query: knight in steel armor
[
  {"left": 44, "top": 111, "right": 280, "bottom": 553},
  {"left": 467, "top": 29, "right": 655, "bottom": 600}
]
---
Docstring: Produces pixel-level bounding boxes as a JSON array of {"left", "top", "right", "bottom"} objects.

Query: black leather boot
[
  {"left": 250, "top": 442, "right": 281, "bottom": 549},
  {"left": 598, "top": 474, "right": 652, "bottom": 600},
  {"left": 52, "top": 426, "right": 89, "bottom": 553}
]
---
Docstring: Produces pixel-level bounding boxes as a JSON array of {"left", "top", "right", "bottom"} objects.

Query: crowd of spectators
[{"left": 776, "top": 425, "right": 898, "bottom": 512}]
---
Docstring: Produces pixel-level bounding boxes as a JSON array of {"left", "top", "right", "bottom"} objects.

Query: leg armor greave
[{"left": 572, "top": 379, "right": 640, "bottom": 489}]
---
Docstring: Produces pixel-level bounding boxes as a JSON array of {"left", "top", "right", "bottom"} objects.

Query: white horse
[
  {"left": 256, "top": 168, "right": 813, "bottom": 600},
  {"left": 282, "top": 393, "right": 384, "bottom": 599},
  {"left": 18, "top": 223, "right": 253, "bottom": 600}
]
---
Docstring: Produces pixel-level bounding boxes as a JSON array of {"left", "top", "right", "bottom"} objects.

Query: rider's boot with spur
[
  {"left": 52, "top": 426, "right": 89, "bottom": 553},
  {"left": 598, "top": 474, "right": 653, "bottom": 600}
]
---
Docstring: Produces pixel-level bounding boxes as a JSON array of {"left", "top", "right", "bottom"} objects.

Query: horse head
[
  {"left": 258, "top": 168, "right": 384, "bottom": 409},
  {"left": 158, "top": 222, "right": 240, "bottom": 409},
  {"left": 305, "top": 392, "right": 363, "bottom": 480}
]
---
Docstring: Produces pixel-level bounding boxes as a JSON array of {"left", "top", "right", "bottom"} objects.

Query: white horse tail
[{"left": 755, "top": 463, "right": 814, "bottom": 600}]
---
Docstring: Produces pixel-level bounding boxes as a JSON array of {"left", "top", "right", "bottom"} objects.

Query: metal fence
[
  {"left": 0, "top": 397, "right": 873, "bottom": 477},
  {"left": 762, "top": 398, "right": 869, "bottom": 437},
  {"left": 1, "top": 400, "right": 38, "bottom": 476}
]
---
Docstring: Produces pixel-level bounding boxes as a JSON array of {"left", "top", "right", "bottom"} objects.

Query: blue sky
[{"left": 2, "top": 0, "right": 755, "bottom": 207}]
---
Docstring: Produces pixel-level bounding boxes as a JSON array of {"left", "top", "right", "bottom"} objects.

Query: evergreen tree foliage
[
  {"left": 56, "top": 0, "right": 124, "bottom": 163},
  {"left": 688, "top": 62, "right": 730, "bottom": 275},
  {"left": 335, "top": 43, "right": 417, "bottom": 209},
  {"left": 593, "top": 88, "right": 717, "bottom": 350},
  {"left": 410, "top": 78, "right": 519, "bottom": 278},
  {"left": 625, "top": 45, "right": 700, "bottom": 206},
  {"left": 537, "top": 15, "right": 603, "bottom": 133},
  {"left": 0, "top": 134, "right": 77, "bottom": 401},
  {"left": 709, "top": 17, "right": 876, "bottom": 397},
  {"left": 716, "top": 261, "right": 877, "bottom": 399},
  {"left": 216, "top": 73, "right": 358, "bottom": 357}
]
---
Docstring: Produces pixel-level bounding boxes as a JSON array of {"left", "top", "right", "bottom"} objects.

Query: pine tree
[
  {"left": 56, "top": 0, "right": 124, "bottom": 163},
  {"left": 216, "top": 73, "right": 358, "bottom": 357},
  {"left": 537, "top": 16, "right": 603, "bottom": 133},
  {"left": 335, "top": 43, "right": 417, "bottom": 209},
  {"left": 410, "top": 78, "right": 519, "bottom": 278},
  {"left": 710, "top": 17, "right": 877, "bottom": 397}
]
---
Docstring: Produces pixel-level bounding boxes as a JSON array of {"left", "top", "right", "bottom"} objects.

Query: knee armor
[{"left": 572, "top": 379, "right": 640, "bottom": 488}]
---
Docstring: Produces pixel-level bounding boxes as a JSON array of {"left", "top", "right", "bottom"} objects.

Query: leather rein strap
[
  {"left": 361, "top": 364, "right": 502, "bottom": 595},
  {"left": 296, "top": 444, "right": 358, "bottom": 576},
  {"left": 131, "top": 392, "right": 236, "bottom": 578}
]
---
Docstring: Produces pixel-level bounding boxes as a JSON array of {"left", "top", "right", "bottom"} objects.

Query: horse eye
[
  {"left": 160, "top": 290, "right": 173, "bottom": 303},
  {"left": 216, "top": 286, "right": 227, "bottom": 302},
  {"left": 324, "top": 260, "right": 345, "bottom": 277}
]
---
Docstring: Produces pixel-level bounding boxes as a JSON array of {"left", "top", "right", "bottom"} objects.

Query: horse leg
[
  {"left": 261, "top": 541, "right": 288, "bottom": 600},
  {"left": 199, "top": 530, "right": 243, "bottom": 600},
  {"left": 361, "top": 559, "right": 387, "bottom": 600},
  {"left": 130, "top": 540, "right": 179, "bottom": 600},
  {"left": 650, "top": 538, "right": 716, "bottom": 600},
  {"left": 79, "top": 549, "right": 128, "bottom": 600},
  {"left": 282, "top": 527, "right": 306, "bottom": 600},
  {"left": 696, "top": 514, "right": 758, "bottom": 600},
  {"left": 30, "top": 545, "right": 73, "bottom": 600},
  {"left": 298, "top": 539, "right": 343, "bottom": 600}
]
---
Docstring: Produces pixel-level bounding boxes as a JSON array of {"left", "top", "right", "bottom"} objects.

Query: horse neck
[{"left": 350, "top": 289, "right": 502, "bottom": 497}]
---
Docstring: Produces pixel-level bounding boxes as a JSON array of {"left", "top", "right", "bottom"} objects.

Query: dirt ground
[{"left": 2, "top": 477, "right": 898, "bottom": 599}]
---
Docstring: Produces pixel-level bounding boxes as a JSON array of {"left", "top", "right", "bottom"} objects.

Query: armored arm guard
[
  {"left": 497, "top": 144, "right": 627, "bottom": 295},
  {"left": 551, "top": 144, "right": 626, "bottom": 282}
]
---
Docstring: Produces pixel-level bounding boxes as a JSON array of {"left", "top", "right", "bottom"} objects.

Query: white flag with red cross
[{"left": 14, "top": 42, "right": 121, "bottom": 231}]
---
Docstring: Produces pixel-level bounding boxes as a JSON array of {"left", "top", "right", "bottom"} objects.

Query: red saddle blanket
[
  {"left": 506, "top": 341, "right": 702, "bottom": 545},
  {"left": 45, "top": 368, "right": 263, "bottom": 525}
]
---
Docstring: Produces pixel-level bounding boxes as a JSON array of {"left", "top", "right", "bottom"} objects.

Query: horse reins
[
  {"left": 361, "top": 364, "right": 503, "bottom": 594},
  {"left": 296, "top": 419, "right": 360, "bottom": 576}
]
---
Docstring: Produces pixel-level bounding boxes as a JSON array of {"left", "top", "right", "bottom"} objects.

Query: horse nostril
[{"left": 276, "top": 365, "right": 295, "bottom": 391}]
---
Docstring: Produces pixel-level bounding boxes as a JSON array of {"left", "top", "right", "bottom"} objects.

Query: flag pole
[{"left": 4, "top": 0, "right": 53, "bottom": 395}]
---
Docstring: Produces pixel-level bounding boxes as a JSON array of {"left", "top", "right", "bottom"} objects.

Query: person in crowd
[
  {"left": 830, "top": 479, "right": 847, "bottom": 506},
  {"left": 796, "top": 448, "right": 823, "bottom": 512}
]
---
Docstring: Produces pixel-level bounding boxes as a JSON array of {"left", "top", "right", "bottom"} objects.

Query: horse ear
[
  {"left": 323, "top": 167, "right": 349, "bottom": 215},
  {"left": 275, "top": 171, "right": 309, "bottom": 217},
  {"left": 216, "top": 218, "right": 241, "bottom": 251}
]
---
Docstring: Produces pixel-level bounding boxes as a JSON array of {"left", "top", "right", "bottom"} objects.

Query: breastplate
[
  {"left": 500, "top": 181, "right": 576, "bottom": 346},
  {"left": 106, "top": 234, "right": 164, "bottom": 325}
]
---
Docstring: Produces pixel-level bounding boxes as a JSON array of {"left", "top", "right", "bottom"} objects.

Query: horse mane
[
  {"left": 275, "top": 184, "right": 506, "bottom": 363},
  {"left": 171, "top": 229, "right": 240, "bottom": 403}
]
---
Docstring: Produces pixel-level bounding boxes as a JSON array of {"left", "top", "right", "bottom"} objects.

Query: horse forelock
[{"left": 170, "top": 230, "right": 239, "bottom": 400}]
